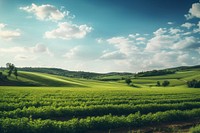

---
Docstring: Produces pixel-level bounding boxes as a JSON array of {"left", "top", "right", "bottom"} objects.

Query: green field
[{"left": 1, "top": 68, "right": 200, "bottom": 132}]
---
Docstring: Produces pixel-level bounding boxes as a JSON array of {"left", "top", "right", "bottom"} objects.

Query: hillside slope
[
  {"left": 132, "top": 68, "right": 200, "bottom": 87},
  {"left": 0, "top": 71, "right": 86, "bottom": 87},
  {"left": 1, "top": 65, "right": 200, "bottom": 87}
]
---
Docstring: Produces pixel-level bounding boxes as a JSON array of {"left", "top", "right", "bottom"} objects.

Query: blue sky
[{"left": 0, "top": 0, "right": 200, "bottom": 72}]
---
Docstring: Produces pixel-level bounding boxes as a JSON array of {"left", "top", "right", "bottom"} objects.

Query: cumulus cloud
[
  {"left": 31, "top": 43, "right": 53, "bottom": 56},
  {"left": 45, "top": 22, "right": 92, "bottom": 40},
  {"left": 128, "top": 33, "right": 140, "bottom": 38},
  {"left": 150, "top": 51, "right": 179, "bottom": 67},
  {"left": 185, "top": 1, "right": 200, "bottom": 19},
  {"left": 197, "top": 47, "right": 200, "bottom": 54},
  {"left": 135, "top": 37, "right": 146, "bottom": 44},
  {"left": 146, "top": 28, "right": 179, "bottom": 51},
  {"left": 0, "top": 44, "right": 53, "bottom": 56},
  {"left": 0, "top": 47, "right": 26, "bottom": 53},
  {"left": 96, "top": 38, "right": 104, "bottom": 44},
  {"left": 169, "top": 28, "right": 182, "bottom": 35},
  {"left": 20, "top": 3, "right": 67, "bottom": 21},
  {"left": 143, "top": 51, "right": 198, "bottom": 69},
  {"left": 63, "top": 46, "right": 97, "bottom": 60},
  {"left": 183, "top": 32, "right": 192, "bottom": 36},
  {"left": 167, "top": 22, "right": 174, "bottom": 25},
  {"left": 193, "top": 21, "right": 200, "bottom": 33},
  {"left": 0, "top": 23, "right": 6, "bottom": 29},
  {"left": 63, "top": 46, "right": 81, "bottom": 59},
  {"left": 0, "top": 23, "right": 21, "bottom": 40},
  {"left": 107, "top": 36, "right": 138, "bottom": 55},
  {"left": 136, "top": 37, "right": 146, "bottom": 41},
  {"left": 181, "top": 22, "right": 195, "bottom": 29},
  {"left": 101, "top": 21, "right": 200, "bottom": 71},
  {"left": 172, "top": 36, "right": 199, "bottom": 50},
  {"left": 153, "top": 28, "right": 167, "bottom": 36},
  {"left": 100, "top": 51, "right": 126, "bottom": 60}
]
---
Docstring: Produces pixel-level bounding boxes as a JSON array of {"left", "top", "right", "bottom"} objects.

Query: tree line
[{"left": 136, "top": 70, "right": 175, "bottom": 77}]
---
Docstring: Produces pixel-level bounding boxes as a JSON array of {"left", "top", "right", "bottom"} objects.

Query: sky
[{"left": 0, "top": 0, "right": 200, "bottom": 73}]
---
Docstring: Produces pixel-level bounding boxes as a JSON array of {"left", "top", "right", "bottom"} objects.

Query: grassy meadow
[{"left": 1, "top": 67, "right": 200, "bottom": 132}]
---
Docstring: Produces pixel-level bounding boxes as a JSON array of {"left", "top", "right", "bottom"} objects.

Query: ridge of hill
[
  {"left": 17, "top": 67, "right": 134, "bottom": 81},
  {"left": 0, "top": 65, "right": 200, "bottom": 87}
]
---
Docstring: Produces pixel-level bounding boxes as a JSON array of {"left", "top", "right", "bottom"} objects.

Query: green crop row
[
  {"left": 1, "top": 102, "right": 200, "bottom": 119},
  {"left": 1, "top": 108, "right": 200, "bottom": 133},
  {"left": 2, "top": 96, "right": 200, "bottom": 112}
]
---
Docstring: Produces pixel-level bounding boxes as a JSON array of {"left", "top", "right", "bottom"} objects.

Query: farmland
[{"left": 1, "top": 67, "right": 200, "bottom": 132}]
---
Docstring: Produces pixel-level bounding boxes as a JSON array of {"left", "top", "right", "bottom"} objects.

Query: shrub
[
  {"left": 187, "top": 79, "right": 200, "bottom": 88},
  {"left": 162, "top": 81, "right": 170, "bottom": 87}
]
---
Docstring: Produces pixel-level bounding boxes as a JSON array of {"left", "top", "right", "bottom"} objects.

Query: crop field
[
  {"left": 1, "top": 86, "right": 200, "bottom": 132},
  {"left": 1, "top": 69, "right": 200, "bottom": 133}
]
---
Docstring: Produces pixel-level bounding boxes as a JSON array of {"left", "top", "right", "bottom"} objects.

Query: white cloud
[
  {"left": 31, "top": 43, "right": 53, "bottom": 56},
  {"left": 185, "top": 1, "right": 200, "bottom": 19},
  {"left": 96, "top": 38, "right": 104, "bottom": 44},
  {"left": 20, "top": 3, "right": 67, "bottom": 21},
  {"left": 167, "top": 22, "right": 174, "bottom": 25},
  {"left": 193, "top": 21, "right": 200, "bottom": 33},
  {"left": 152, "top": 51, "right": 179, "bottom": 66},
  {"left": 169, "top": 28, "right": 182, "bottom": 34},
  {"left": 181, "top": 22, "right": 195, "bottom": 29},
  {"left": 63, "top": 46, "right": 80, "bottom": 59},
  {"left": 136, "top": 37, "right": 146, "bottom": 41},
  {"left": 177, "top": 54, "right": 190, "bottom": 65},
  {"left": 146, "top": 26, "right": 200, "bottom": 51},
  {"left": 0, "top": 44, "right": 53, "bottom": 56},
  {"left": 45, "top": 22, "right": 92, "bottom": 40},
  {"left": 172, "top": 36, "right": 199, "bottom": 50},
  {"left": 136, "top": 37, "right": 146, "bottom": 44},
  {"left": 100, "top": 51, "right": 126, "bottom": 60},
  {"left": 183, "top": 32, "right": 192, "bottom": 36},
  {"left": 128, "top": 33, "right": 140, "bottom": 38},
  {"left": 0, "top": 23, "right": 21, "bottom": 40},
  {"left": 0, "top": 23, "right": 6, "bottom": 29},
  {"left": 153, "top": 28, "right": 167, "bottom": 36},
  {"left": 0, "top": 47, "right": 26, "bottom": 53},
  {"left": 146, "top": 30, "right": 178, "bottom": 51},
  {"left": 143, "top": 51, "right": 192, "bottom": 69},
  {"left": 63, "top": 46, "right": 97, "bottom": 60},
  {"left": 107, "top": 36, "right": 132, "bottom": 45},
  {"left": 196, "top": 47, "right": 200, "bottom": 54},
  {"left": 107, "top": 36, "right": 138, "bottom": 55},
  {"left": 177, "top": 54, "right": 199, "bottom": 66}
]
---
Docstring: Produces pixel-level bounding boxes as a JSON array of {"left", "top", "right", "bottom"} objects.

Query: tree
[
  {"left": 125, "top": 78, "right": 132, "bottom": 85},
  {"left": 13, "top": 68, "right": 18, "bottom": 79},
  {"left": 6, "top": 63, "right": 15, "bottom": 76},
  {"left": 187, "top": 79, "right": 200, "bottom": 88},
  {"left": 162, "top": 80, "right": 170, "bottom": 87},
  {"left": 157, "top": 81, "right": 161, "bottom": 86}
]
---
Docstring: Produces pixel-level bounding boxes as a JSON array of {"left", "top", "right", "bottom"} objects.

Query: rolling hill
[
  {"left": 0, "top": 65, "right": 200, "bottom": 87},
  {"left": 0, "top": 71, "right": 86, "bottom": 87}
]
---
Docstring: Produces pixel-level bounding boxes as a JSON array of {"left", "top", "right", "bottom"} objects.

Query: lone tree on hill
[
  {"left": 6, "top": 63, "right": 18, "bottom": 79},
  {"left": 6, "top": 63, "right": 15, "bottom": 76},
  {"left": 157, "top": 81, "right": 161, "bottom": 86},
  {"left": 162, "top": 80, "right": 170, "bottom": 87},
  {"left": 125, "top": 78, "right": 132, "bottom": 85}
]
